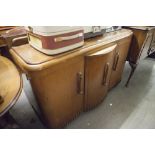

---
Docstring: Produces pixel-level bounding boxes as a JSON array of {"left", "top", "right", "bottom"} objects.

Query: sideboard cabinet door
[
  {"left": 30, "top": 57, "right": 84, "bottom": 128},
  {"left": 84, "top": 44, "right": 117, "bottom": 111},
  {"left": 109, "top": 38, "right": 131, "bottom": 89}
]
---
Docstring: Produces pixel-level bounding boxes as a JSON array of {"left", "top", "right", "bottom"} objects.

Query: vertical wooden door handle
[
  {"left": 77, "top": 72, "right": 83, "bottom": 94},
  {"left": 0, "top": 95, "right": 4, "bottom": 104},
  {"left": 113, "top": 52, "right": 119, "bottom": 71},
  {"left": 102, "top": 63, "right": 110, "bottom": 85}
]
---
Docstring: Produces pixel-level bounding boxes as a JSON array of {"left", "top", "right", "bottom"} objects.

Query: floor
[{"left": 7, "top": 57, "right": 155, "bottom": 129}]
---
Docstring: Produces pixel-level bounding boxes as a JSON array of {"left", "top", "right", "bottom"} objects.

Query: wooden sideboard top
[{"left": 10, "top": 29, "right": 133, "bottom": 71}]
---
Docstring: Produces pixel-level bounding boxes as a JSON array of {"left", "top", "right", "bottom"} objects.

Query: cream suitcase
[
  {"left": 83, "top": 26, "right": 107, "bottom": 39},
  {"left": 26, "top": 26, "right": 84, "bottom": 55}
]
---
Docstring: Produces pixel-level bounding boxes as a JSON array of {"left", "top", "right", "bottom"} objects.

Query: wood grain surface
[{"left": 0, "top": 56, "right": 22, "bottom": 117}]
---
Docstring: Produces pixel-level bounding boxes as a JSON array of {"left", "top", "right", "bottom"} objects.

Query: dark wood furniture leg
[
  {"left": 0, "top": 112, "right": 20, "bottom": 129},
  {"left": 147, "top": 33, "right": 154, "bottom": 56},
  {"left": 125, "top": 62, "right": 137, "bottom": 87}
]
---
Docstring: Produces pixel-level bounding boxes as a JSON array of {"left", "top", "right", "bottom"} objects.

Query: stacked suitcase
[
  {"left": 26, "top": 26, "right": 108, "bottom": 55},
  {"left": 26, "top": 26, "right": 84, "bottom": 55}
]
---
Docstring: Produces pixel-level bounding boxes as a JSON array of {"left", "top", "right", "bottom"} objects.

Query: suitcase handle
[
  {"left": 0, "top": 95, "right": 4, "bottom": 104},
  {"left": 77, "top": 72, "right": 83, "bottom": 95},
  {"left": 102, "top": 63, "right": 110, "bottom": 85},
  {"left": 54, "top": 33, "right": 83, "bottom": 42}
]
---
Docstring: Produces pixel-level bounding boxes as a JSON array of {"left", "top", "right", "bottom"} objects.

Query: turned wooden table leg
[{"left": 125, "top": 62, "right": 137, "bottom": 87}]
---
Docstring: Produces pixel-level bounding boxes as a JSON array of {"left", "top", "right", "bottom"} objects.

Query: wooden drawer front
[{"left": 84, "top": 45, "right": 117, "bottom": 110}]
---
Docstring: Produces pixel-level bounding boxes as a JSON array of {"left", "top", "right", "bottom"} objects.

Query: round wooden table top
[{"left": 0, "top": 56, "right": 22, "bottom": 117}]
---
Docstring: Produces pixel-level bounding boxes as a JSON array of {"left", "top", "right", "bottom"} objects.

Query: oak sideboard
[{"left": 10, "top": 29, "right": 133, "bottom": 128}]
